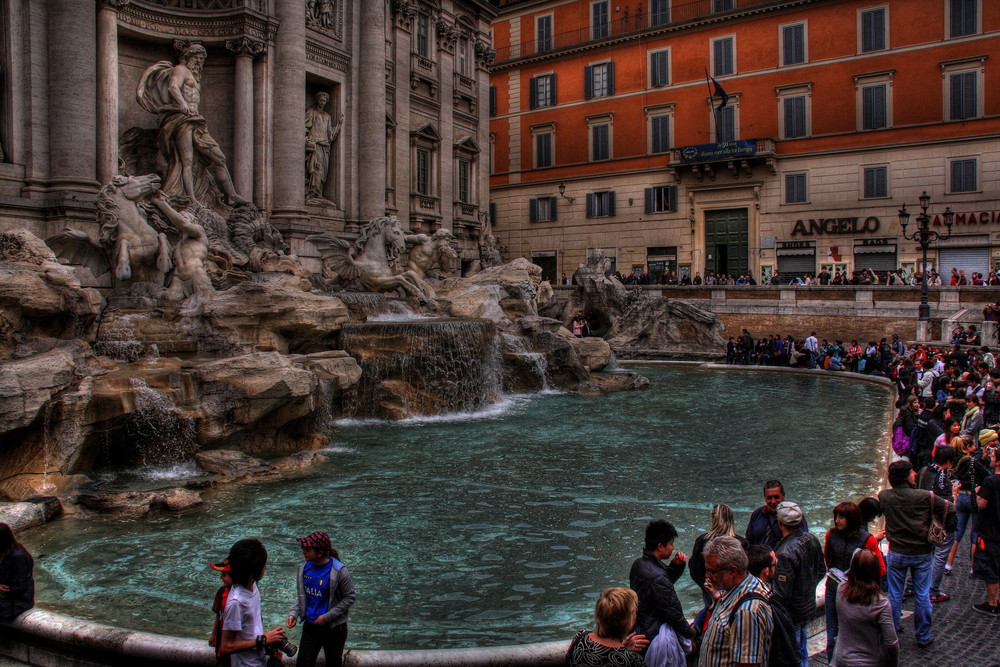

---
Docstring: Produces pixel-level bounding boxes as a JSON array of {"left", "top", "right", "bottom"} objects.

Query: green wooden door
[{"left": 705, "top": 208, "right": 749, "bottom": 278}]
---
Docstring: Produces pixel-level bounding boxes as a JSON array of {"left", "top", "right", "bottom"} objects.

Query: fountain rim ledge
[{"left": 1, "top": 364, "right": 895, "bottom": 666}]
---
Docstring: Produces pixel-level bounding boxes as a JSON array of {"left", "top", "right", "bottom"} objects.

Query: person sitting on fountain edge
[
  {"left": 219, "top": 538, "right": 286, "bottom": 667},
  {"left": 0, "top": 523, "right": 34, "bottom": 620}
]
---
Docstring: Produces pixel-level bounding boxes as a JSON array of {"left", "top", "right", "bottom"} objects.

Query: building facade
[
  {"left": 0, "top": 0, "right": 495, "bottom": 274},
  {"left": 488, "top": 0, "right": 999, "bottom": 284}
]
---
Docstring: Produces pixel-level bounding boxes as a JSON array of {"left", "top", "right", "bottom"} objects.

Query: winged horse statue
[{"left": 308, "top": 216, "right": 436, "bottom": 302}]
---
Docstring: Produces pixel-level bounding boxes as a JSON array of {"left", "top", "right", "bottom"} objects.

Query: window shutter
[
  {"left": 783, "top": 27, "right": 794, "bottom": 65},
  {"left": 549, "top": 197, "right": 558, "bottom": 221},
  {"left": 489, "top": 86, "right": 497, "bottom": 116},
  {"left": 584, "top": 65, "right": 594, "bottom": 99},
  {"left": 668, "top": 186, "right": 678, "bottom": 212},
  {"left": 607, "top": 62, "right": 615, "bottom": 95},
  {"left": 586, "top": 193, "right": 595, "bottom": 218},
  {"left": 608, "top": 192, "right": 616, "bottom": 216},
  {"left": 713, "top": 40, "right": 725, "bottom": 74},
  {"left": 862, "top": 12, "right": 872, "bottom": 51},
  {"left": 529, "top": 77, "right": 538, "bottom": 110},
  {"left": 644, "top": 188, "right": 654, "bottom": 214},
  {"left": 551, "top": 74, "right": 558, "bottom": 105},
  {"left": 529, "top": 198, "right": 538, "bottom": 223},
  {"left": 651, "top": 51, "right": 668, "bottom": 87}
]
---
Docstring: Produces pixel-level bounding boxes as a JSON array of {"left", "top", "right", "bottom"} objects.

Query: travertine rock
[
  {"left": 571, "top": 337, "right": 612, "bottom": 372},
  {"left": 194, "top": 449, "right": 279, "bottom": 481}
]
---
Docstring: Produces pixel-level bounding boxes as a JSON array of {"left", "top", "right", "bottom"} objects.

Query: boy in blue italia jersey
[{"left": 287, "top": 531, "right": 356, "bottom": 667}]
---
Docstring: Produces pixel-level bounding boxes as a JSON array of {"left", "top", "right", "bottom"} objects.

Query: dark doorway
[{"left": 705, "top": 208, "right": 748, "bottom": 278}]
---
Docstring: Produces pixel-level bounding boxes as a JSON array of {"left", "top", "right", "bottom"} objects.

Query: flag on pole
[{"left": 710, "top": 76, "right": 730, "bottom": 109}]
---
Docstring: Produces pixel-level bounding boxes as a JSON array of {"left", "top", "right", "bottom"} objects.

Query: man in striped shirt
[{"left": 699, "top": 536, "right": 772, "bottom": 667}]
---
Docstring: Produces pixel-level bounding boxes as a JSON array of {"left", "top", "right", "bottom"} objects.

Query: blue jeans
[
  {"left": 956, "top": 492, "right": 974, "bottom": 542},
  {"left": 824, "top": 580, "right": 838, "bottom": 658},
  {"left": 931, "top": 531, "right": 956, "bottom": 596},
  {"left": 792, "top": 621, "right": 809, "bottom": 667},
  {"left": 886, "top": 550, "right": 933, "bottom": 644}
]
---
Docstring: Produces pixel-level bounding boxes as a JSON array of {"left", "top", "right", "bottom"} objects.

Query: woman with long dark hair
[
  {"left": 0, "top": 522, "right": 34, "bottom": 619},
  {"left": 831, "top": 550, "right": 898, "bottom": 666},
  {"left": 823, "top": 502, "right": 884, "bottom": 660}
]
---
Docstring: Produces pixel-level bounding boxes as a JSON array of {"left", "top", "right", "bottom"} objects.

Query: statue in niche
[
  {"left": 137, "top": 42, "right": 249, "bottom": 209},
  {"left": 305, "top": 92, "right": 343, "bottom": 205},
  {"left": 149, "top": 191, "right": 213, "bottom": 301},
  {"left": 405, "top": 229, "right": 458, "bottom": 279},
  {"left": 307, "top": 0, "right": 336, "bottom": 30}
]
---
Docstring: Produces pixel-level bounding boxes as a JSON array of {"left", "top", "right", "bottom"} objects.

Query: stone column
[
  {"left": 358, "top": 0, "right": 386, "bottom": 222},
  {"left": 226, "top": 36, "right": 265, "bottom": 202},
  {"left": 96, "top": 0, "right": 127, "bottom": 185},
  {"left": 270, "top": 0, "right": 307, "bottom": 228},
  {"left": 48, "top": 0, "right": 99, "bottom": 191}
]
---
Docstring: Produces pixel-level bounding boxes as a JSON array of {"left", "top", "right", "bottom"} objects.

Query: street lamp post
[{"left": 898, "top": 191, "right": 954, "bottom": 342}]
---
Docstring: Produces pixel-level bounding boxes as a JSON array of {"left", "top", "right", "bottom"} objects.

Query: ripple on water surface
[{"left": 22, "top": 367, "right": 892, "bottom": 649}]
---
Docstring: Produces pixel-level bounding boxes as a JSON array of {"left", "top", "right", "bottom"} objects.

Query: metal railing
[{"left": 494, "top": 0, "right": 794, "bottom": 63}]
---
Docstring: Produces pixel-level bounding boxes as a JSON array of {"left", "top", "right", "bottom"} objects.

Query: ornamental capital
[{"left": 225, "top": 36, "right": 266, "bottom": 58}]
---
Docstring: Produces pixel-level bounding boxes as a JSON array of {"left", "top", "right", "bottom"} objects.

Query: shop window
[
  {"left": 586, "top": 191, "right": 616, "bottom": 218},
  {"left": 860, "top": 7, "right": 887, "bottom": 53},
  {"left": 644, "top": 185, "right": 678, "bottom": 213},
  {"left": 781, "top": 23, "right": 806, "bottom": 66},
  {"left": 712, "top": 36, "right": 734, "bottom": 76},
  {"left": 529, "top": 73, "right": 557, "bottom": 109},
  {"left": 785, "top": 173, "right": 808, "bottom": 204},
  {"left": 650, "top": 50, "right": 670, "bottom": 88},
  {"left": 529, "top": 197, "right": 557, "bottom": 222},
  {"left": 863, "top": 166, "right": 888, "bottom": 199},
  {"left": 950, "top": 159, "right": 977, "bottom": 193},
  {"left": 948, "top": 0, "right": 978, "bottom": 38},
  {"left": 585, "top": 62, "right": 615, "bottom": 99}
]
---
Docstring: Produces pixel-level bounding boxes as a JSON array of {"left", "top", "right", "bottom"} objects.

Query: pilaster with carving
[
  {"left": 392, "top": 0, "right": 417, "bottom": 31},
  {"left": 474, "top": 39, "right": 495, "bottom": 69},
  {"left": 435, "top": 19, "right": 458, "bottom": 54}
]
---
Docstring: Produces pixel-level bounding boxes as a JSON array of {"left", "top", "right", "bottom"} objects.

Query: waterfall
[
  {"left": 340, "top": 319, "right": 502, "bottom": 419},
  {"left": 124, "top": 378, "right": 197, "bottom": 467},
  {"left": 501, "top": 333, "right": 551, "bottom": 390},
  {"left": 94, "top": 313, "right": 147, "bottom": 361}
]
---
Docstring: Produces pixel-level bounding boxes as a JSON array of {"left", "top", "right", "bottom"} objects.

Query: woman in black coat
[{"left": 0, "top": 523, "right": 34, "bottom": 619}]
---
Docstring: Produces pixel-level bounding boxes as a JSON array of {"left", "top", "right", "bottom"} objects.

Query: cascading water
[
  {"left": 94, "top": 313, "right": 147, "bottom": 361},
  {"left": 501, "top": 333, "right": 551, "bottom": 390},
  {"left": 339, "top": 319, "right": 502, "bottom": 419},
  {"left": 115, "top": 378, "right": 197, "bottom": 468}
]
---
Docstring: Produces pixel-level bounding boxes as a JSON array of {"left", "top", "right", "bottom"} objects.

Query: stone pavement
[{"left": 808, "top": 547, "right": 1000, "bottom": 667}]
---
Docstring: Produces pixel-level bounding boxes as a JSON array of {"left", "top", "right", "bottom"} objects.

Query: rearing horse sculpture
[
  {"left": 308, "top": 216, "right": 436, "bottom": 302},
  {"left": 47, "top": 173, "right": 172, "bottom": 287}
]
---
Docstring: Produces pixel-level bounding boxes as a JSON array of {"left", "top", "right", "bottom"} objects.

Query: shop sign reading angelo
[{"left": 791, "top": 217, "right": 880, "bottom": 236}]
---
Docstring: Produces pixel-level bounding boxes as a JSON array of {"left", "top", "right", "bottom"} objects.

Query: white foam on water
[
  {"left": 138, "top": 460, "right": 202, "bottom": 481},
  {"left": 334, "top": 394, "right": 535, "bottom": 427}
]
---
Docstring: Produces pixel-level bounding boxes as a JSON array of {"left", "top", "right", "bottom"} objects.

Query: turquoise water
[{"left": 21, "top": 367, "right": 892, "bottom": 649}]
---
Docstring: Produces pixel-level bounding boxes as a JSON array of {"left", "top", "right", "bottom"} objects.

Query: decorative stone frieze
[
  {"left": 118, "top": 1, "right": 278, "bottom": 44},
  {"left": 225, "top": 35, "right": 265, "bottom": 58},
  {"left": 392, "top": 0, "right": 417, "bottom": 31},
  {"left": 305, "top": 41, "right": 350, "bottom": 72},
  {"left": 306, "top": 0, "right": 343, "bottom": 40}
]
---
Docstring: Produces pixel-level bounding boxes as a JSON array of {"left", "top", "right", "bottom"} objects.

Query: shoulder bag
[{"left": 927, "top": 491, "right": 948, "bottom": 547}]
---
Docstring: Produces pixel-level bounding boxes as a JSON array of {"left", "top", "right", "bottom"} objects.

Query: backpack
[
  {"left": 727, "top": 591, "right": 801, "bottom": 667},
  {"left": 892, "top": 420, "right": 911, "bottom": 456}
]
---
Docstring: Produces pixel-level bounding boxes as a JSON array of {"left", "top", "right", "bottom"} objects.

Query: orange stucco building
[{"left": 488, "top": 0, "right": 1000, "bottom": 284}]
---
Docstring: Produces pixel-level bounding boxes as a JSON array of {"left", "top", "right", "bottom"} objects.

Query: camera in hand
[{"left": 267, "top": 639, "right": 298, "bottom": 657}]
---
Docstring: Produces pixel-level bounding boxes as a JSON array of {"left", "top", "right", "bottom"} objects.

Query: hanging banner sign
[{"left": 678, "top": 140, "right": 756, "bottom": 163}]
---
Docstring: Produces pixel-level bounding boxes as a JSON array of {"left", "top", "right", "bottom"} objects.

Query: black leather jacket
[
  {"left": 772, "top": 530, "right": 825, "bottom": 624},
  {"left": 628, "top": 550, "right": 693, "bottom": 642}
]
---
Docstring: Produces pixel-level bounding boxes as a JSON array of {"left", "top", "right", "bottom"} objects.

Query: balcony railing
[{"left": 494, "top": 0, "right": 793, "bottom": 63}]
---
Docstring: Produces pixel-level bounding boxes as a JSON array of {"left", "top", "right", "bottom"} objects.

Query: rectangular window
[
  {"left": 535, "top": 132, "right": 553, "bottom": 168},
  {"left": 644, "top": 185, "right": 677, "bottom": 213},
  {"left": 416, "top": 14, "right": 430, "bottom": 57},
  {"left": 861, "top": 8, "right": 886, "bottom": 52},
  {"left": 591, "top": 124, "right": 610, "bottom": 161},
  {"left": 782, "top": 24, "right": 805, "bottom": 65},
  {"left": 489, "top": 201, "right": 496, "bottom": 227},
  {"left": 713, "top": 0, "right": 734, "bottom": 11},
  {"left": 489, "top": 85, "right": 496, "bottom": 117},
  {"left": 713, "top": 37, "right": 734, "bottom": 76},
  {"left": 529, "top": 197, "right": 557, "bottom": 222},
  {"left": 950, "top": 71, "right": 977, "bottom": 120},
  {"left": 586, "top": 191, "right": 616, "bottom": 217},
  {"left": 651, "top": 115, "right": 670, "bottom": 153},
  {"left": 862, "top": 84, "right": 887, "bottom": 129},
  {"left": 592, "top": 1, "right": 610, "bottom": 39},
  {"left": 783, "top": 96, "right": 806, "bottom": 138},
  {"left": 416, "top": 149, "right": 430, "bottom": 195},
  {"left": 863, "top": 166, "right": 888, "bottom": 198},
  {"left": 651, "top": 0, "right": 670, "bottom": 26},
  {"left": 585, "top": 62, "right": 615, "bottom": 99},
  {"left": 650, "top": 50, "right": 669, "bottom": 87},
  {"left": 785, "top": 173, "right": 808, "bottom": 203},
  {"left": 950, "top": 0, "right": 978, "bottom": 38},
  {"left": 530, "top": 74, "right": 556, "bottom": 109},
  {"left": 715, "top": 105, "right": 735, "bottom": 142},
  {"left": 537, "top": 15, "right": 553, "bottom": 52},
  {"left": 458, "top": 160, "right": 470, "bottom": 202},
  {"left": 951, "top": 159, "right": 977, "bottom": 192}
]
